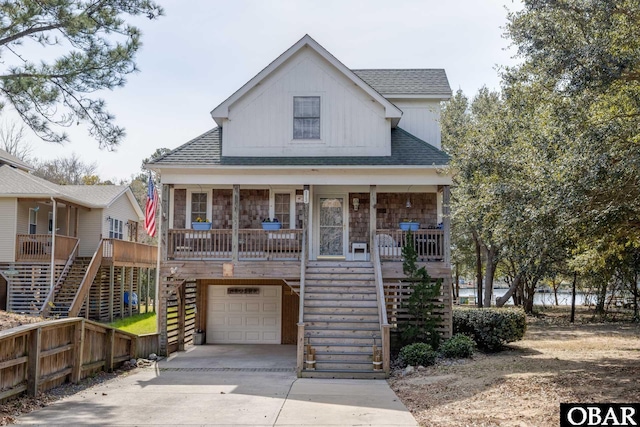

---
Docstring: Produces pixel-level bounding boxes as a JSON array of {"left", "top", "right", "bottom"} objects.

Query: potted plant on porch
[
  {"left": 399, "top": 219, "right": 420, "bottom": 231},
  {"left": 262, "top": 218, "right": 281, "bottom": 231},
  {"left": 192, "top": 217, "right": 212, "bottom": 230}
]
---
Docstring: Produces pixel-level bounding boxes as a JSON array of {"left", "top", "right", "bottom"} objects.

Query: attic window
[{"left": 293, "top": 96, "right": 320, "bottom": 139}]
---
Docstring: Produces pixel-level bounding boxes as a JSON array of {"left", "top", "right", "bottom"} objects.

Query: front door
[{"left": 318, "top": 196, "right": 346, "bottom": 258}]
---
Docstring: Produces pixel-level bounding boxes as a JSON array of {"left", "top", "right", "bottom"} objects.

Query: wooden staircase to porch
[
  {"left": 301, "top": 261, "right": 386, "bottom": 379},
  {"left": 49, "top": 257, "right": 91, "bottom": 317}
]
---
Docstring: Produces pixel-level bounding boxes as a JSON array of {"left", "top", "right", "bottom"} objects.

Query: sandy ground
[
  {"left": 0, "top": 311, "right": 44, "bottom": 332},
  {"left": 390, "top": 307, "right": 640, "bottom": 427}
]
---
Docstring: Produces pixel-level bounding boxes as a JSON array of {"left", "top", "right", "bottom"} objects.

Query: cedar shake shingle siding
[
  {"left": 173, "top": 189, "right": 186, "bottom": 228},
  {"left": 376, "top": 193, "right": 437, "bottom": 229}
]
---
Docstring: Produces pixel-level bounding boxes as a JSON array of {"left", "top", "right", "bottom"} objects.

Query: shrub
[
  {"left": 453, "top": 307, "right": 526, "bottom": 351},
  {"left": 439, "top": 333, "right": 475, "bottom": 358},
  {"left": 399, "top": 342, "right": 437, "bottom": 367}
]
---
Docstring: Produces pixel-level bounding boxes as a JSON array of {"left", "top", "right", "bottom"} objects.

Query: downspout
[{"left": 50, "top": 197, "right": 57, "bottom": 291}]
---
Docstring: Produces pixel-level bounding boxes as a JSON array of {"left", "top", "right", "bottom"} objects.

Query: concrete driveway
[{"left": 16, "top": 345, "right": 417, "bottom": 426}]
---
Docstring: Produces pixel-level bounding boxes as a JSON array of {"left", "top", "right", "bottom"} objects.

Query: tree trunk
[
  {"left": 454, "top": 265, "right": 460, "bottom": 300},
  {"left": 570, "top": 271, "right": 577, "bottom": 323},
  {"left": 496, "top": 274, "right": 521, "bottom": 306},
  {"left": 596, "top": 281, "right": 608, "bottom": 314},
  {"left": 483, "top": 245, "right": 498, "bottom": 307},
  {"left": 473, "top": 232, "right": 483, "bottom": 308},
  {"left": 552, "top": 278, "right": 559, "bottom": 306}
]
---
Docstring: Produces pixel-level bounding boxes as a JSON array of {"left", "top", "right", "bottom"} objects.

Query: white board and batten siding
[
  {"left": 391, "top": 99, "right": 442, "bottom": 150},
  {"left": 206, "top": 285, "right": 282, "bottom": 344},
  {"left": 222, "top": 48, "right": 391, "bottom": 158},
  {"left": 0, "top": 199, "right": 17, "bottom": 262}
]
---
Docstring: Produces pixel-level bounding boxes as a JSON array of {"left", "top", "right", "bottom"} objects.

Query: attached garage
[{"left": 206, "top": 285, "right": 282, "bottom": 344}]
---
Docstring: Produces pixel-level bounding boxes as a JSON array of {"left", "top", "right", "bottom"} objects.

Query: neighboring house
[
  {"left": 0, "top": 149, "right": 157, "bottom": 319},
  {"left": 147, "top": 35, "right": 454, "bottom": 378}
]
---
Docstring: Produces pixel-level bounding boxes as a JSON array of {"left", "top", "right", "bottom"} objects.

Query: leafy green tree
[{"left": 0, "top": 0, "right": 163, "bottom": 148}]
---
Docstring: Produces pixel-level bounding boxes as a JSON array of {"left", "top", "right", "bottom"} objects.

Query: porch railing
[
  {"left": 102, "top": 239, "right": 157, "bottom": 266},
  {"left": 16, "top": 234, "right": 79, "bottom": 262},
  {"left": 375, "top": 229, "right": 444, "bottom": 262},
  {"left": 168, "top": 229, "right": 303, "bottom": 260}
]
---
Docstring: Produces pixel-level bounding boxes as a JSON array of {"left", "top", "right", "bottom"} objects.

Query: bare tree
[
  {"left": 33, "top": 153, "right": 98, "bottom": 185},
  {"left": 0, "top": 121, "right": 32, "bottom": 161}
]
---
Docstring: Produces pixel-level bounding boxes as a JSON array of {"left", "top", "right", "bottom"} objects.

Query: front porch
[{"left": 158, "top": 184, "right": 452, "bottom": 378}]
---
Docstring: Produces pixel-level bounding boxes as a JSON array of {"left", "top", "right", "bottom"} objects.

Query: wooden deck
[{"left": 15, "top": 234, "right": 79, "bottom": 263}]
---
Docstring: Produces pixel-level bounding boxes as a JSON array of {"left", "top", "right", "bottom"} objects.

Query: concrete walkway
[{"left": 16, "top": 345, "right": 417, "bottom": 426}]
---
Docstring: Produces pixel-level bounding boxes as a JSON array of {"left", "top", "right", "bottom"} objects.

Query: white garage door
[{"left": 206, "top": 285, "right": 281, "bottom": 344}]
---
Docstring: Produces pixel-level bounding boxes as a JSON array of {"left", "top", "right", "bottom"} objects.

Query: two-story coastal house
[
  {"left": 0, "top": 149, "right": 157, "bottom": 320},
  {"left": 147, "top": 35, "right": 453, "bottom": 378}
]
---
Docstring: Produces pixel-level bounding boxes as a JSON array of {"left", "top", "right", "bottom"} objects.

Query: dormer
[{"left": 353, "top": 69, "right": 452, "bottom": 150}]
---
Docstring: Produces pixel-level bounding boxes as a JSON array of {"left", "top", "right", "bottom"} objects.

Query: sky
[{"left": 6, "top": 0, "right": 523, "bottom": 182}]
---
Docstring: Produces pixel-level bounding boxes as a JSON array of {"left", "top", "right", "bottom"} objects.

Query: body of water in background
[{"left": 457, "top": 288, "right": 592, "bottom": 306}]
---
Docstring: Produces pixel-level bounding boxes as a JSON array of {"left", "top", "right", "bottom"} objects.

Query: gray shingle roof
[
  {"left": 148, "top": 127, "right": 449, "bottom": 167},
  {"left": 0, "top": 164, "right": 131, "bottom": 208},
  {"left": 352, "top": 69, "right": 451, "bottom": 96},
  {"left": 0, "top": 148, "right": 35, "bottom": 172}
]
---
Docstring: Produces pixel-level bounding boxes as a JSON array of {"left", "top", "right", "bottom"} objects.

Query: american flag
[{"left": 144, "top": 175, "right": 158, "bottom": 237}]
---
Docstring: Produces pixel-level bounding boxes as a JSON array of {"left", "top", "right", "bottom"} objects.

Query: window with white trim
[
  {"left": 28, "top": 208, "right": 37, "bottom": 234},
  {"left": 274, "top": 193, "right": 291, "bottom": 229},
  {"left": 190, "top": 192, "right": 208, "bottom": 223},
  {"left": 109, "top": 218, "right": 124, "bottom": 240},
  {"left": 293, "top": 96, "right": 320, "bottom": 139}
]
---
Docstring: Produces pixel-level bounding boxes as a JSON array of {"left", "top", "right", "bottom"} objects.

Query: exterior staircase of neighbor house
[
  {"left": 301, "top": 261, "right": 385, "bottom": 379},
  {"left": 49, "top": 257, "right": 92, "bottom": 317}
]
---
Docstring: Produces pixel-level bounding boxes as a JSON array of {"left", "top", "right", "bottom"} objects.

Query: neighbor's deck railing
[
  {"left": 15, "top": 234, "right": 79, "bottom": 262},
  {"left": 375, "top": 229, "right": 444, "bottom": 262},
  {"left": 168, "top": 229, "right": 303, "bottom": 260},
  {"left": 102, "top": 239, "right": 157, "bottom": 267}
]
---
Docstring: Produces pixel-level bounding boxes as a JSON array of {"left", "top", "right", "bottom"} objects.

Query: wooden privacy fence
[
  {"left": 0, "top": 318, "right": 159, "bottom": 402},
  {"left": 166, "top": 280, "right": 196, "bottom": 354},
  {"left": 384, "top": 280, "right": 453, "bottom": 339}
]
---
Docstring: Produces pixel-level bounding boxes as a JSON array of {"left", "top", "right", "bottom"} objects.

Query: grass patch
[{"left": 109, "top": 312, "right": 157, "bottom": 335}]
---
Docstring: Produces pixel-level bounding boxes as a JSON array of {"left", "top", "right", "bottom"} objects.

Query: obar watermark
[{"left": 561, "top": 404, "right": 639, "bottom": 427}]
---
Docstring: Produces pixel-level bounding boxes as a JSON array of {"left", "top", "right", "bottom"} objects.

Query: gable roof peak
[{"left": 210, "top": 35, "right": 403, "bottom": 126}]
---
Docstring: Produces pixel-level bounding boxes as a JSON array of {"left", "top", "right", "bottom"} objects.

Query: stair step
[
  {"left": 305, "top": 294, "right": 376, "bottom": 301},
  {"left": 306, "top": 334, "right": 381, "bottom": 341},
  {"left": 308, "top": 344, "right": 380, "bottom": 352},
  {"left": 307, "top": 261, "right": 373, "bottom": 268},
  {"left": 307, "top": 353, "right": 373, "bottom": 362},
  {"left": 304, "top": 283, "right": 375, "bottom": 290},
  {"left": 304, "top": 306, "right": 379, "bottom": 314},
  {"left": 304, "top": 314, "right": 380, "bottom": 322},
  {"left": 305, "top": 267, "right": 375, "bottom": 274},
  {"left": 305, "top": 300, "right": 378, "bottom": 308},
  {"left": 305, "top": 289, "right": 376, "bottom": 295},
  {"left": 314, "top": 361, "right": 376, "bottom": 371},
  {"left": 306, "top": 322, "right": 380, "bottom": 329},
  {"left": 300, "top": 370, "right": 386, "bottom": 379},
  {"left": 305, "top": 274, "right": 374, "bottom": 280}
]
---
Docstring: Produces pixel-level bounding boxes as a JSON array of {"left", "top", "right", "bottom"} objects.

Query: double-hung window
[
  {"left": 109, "top": 218, "right": 124, "bottom": 240},
  {"left": 293, "top": 96, "right": 320, "bottom": 139},
  {"left": 274, "top": 193, "right": 291, "bottom": 229},
  {"left": 190, "top": 192, "right": 208, "bottom": 223},
  {"left": 28, "top": 208, "right": 37, "bottom": 234}
]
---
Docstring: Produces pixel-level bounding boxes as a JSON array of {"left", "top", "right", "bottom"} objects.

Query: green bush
[
  {"left": 453, "top": 307, "right": 526, "bottom": 351},
  {"left": 399, "top": 342, "right": 437, "bottom": 367},
  {"left": 439, "top": 333, "right": 475, "bottom": 358}
]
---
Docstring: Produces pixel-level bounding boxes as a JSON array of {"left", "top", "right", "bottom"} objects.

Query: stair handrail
[
  {"left": 297, "top": 227, "right": 307, "bottom": 325},
  {"left": 41, "top": 238, "right": 80, "bottom": 317},
  {"left": 68, "top": 239, "right": 104, "bottom": 317},
  {"left": 372, "top": 244, "right": 391, "bottom": 374}
]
